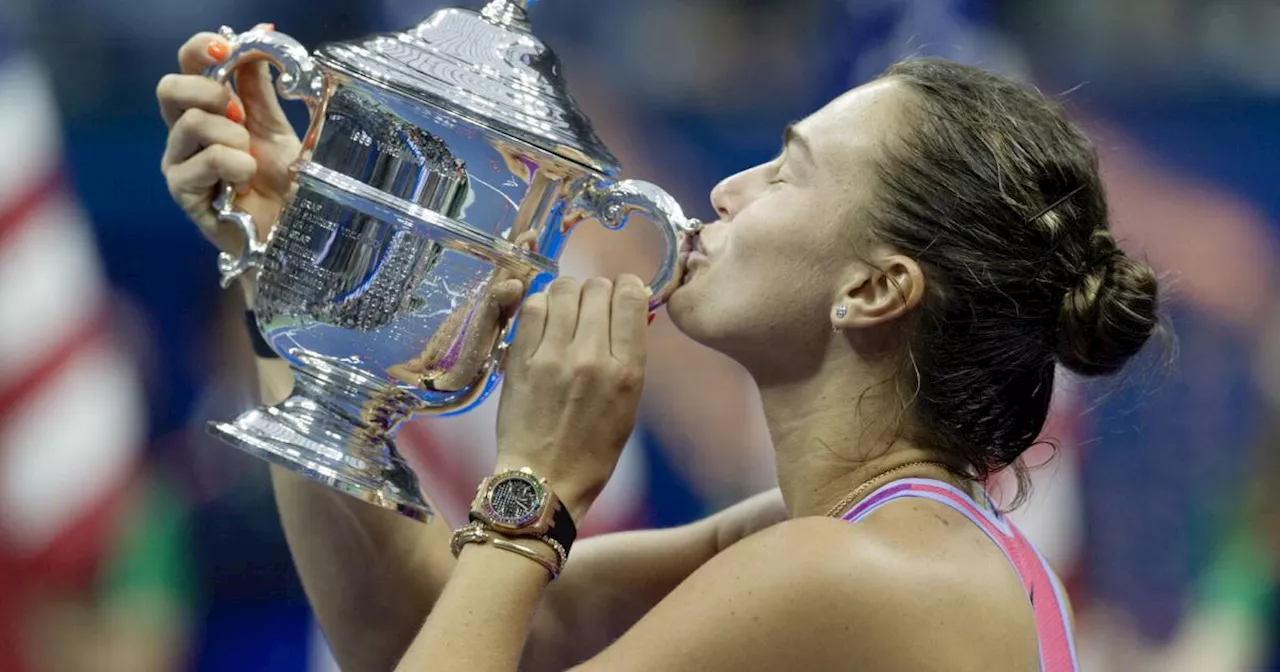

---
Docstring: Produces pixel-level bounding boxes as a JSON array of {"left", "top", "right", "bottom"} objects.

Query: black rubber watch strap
[
  {"left": 550, "top": 502, "right": 576, "bottom": 556},
  {"left": 244, "top": 310, "right": 279, "bottom": 359},
  {"left": 469, "top": 501, "right": 577, "bottom": 557}
]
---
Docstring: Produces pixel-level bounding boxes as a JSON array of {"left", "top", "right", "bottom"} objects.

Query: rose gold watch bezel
[{"left": 471, "top": 468, "right": 560, "bottom": 536}]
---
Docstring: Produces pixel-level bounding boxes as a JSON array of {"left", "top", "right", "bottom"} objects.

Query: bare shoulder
[
  {"left": 577, "top": 511, "right": 1040, "bottom": 671},
  {"left": 811, "top": 500, "right": 1042, "bottom": 671},
  {"left": 724, "top": 508, "right": 1041, "bottom": 670}
]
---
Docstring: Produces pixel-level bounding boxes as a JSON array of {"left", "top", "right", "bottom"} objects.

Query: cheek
[
  {"left": 674, "top": 236, "right": 829, "bottom": 337},
  {"left": 670, "top": 193, "right": 845, "bottom": 340},
  {"left": 728, "top": 216, "right": 836, "bottom": 299}
]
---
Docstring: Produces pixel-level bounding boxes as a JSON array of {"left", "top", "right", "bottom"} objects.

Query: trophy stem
[{"left": 208, "top": 355, "right": 432, "bottom": 522}]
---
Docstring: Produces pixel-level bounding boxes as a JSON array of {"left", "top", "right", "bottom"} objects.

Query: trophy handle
[
  {"left": 583, "top": 180, "right": 703, "bottom": 312},
  {"left": 202, "top": 25, "right": 325, "bottom": 288}
]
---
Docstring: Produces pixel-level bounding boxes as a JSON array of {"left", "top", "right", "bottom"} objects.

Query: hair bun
[{"left": 1056, "top": 231, "right": 1160, "bottom": 376}]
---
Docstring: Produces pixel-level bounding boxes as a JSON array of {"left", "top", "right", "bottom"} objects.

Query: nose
[
  {"left": 709, "top": 161, "right": 769, "bottom": 222},
  {"left": 709, "top": 171, "right": 745, "bottom": 221}
]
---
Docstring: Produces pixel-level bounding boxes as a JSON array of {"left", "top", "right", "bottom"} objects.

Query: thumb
[{"left": 234, "top": 59, "right": 292, "bottom": 134}]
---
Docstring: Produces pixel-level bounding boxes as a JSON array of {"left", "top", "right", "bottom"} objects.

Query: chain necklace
[{"left": 823, "top": 460, "right": 954, "bottom": 518}]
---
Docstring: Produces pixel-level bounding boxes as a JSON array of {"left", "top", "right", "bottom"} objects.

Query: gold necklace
[{"left": 823, "top": 460, "right": 954, "bottom": 518}]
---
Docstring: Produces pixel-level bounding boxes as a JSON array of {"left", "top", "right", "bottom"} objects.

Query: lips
[
  {"left": 677, "top": 230, "right": 712, "bottom": 288},
  {"left": 687, "top": 237, "right": 709, "bottom": 265}
]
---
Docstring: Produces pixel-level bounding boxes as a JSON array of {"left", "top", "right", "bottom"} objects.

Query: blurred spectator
[{"left": 0, "top": 3, "right": 192, "bottom": 671}]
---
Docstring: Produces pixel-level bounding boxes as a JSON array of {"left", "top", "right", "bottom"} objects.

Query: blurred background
[{"left": 1, "top": 0, "right": 1278, "bottom": 669}]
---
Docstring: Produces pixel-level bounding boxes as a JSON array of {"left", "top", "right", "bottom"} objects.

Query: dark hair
[{"left": 868, "top": 59, "right": 1161, "bottom": 494}]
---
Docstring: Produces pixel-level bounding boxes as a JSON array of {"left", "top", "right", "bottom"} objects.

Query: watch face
[{"left": 486, "top": 474, "right": 544, "bottom": 526}]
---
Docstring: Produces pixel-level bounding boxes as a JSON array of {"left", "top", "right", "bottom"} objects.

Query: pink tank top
[{"left": 841, "top": 478, "right": 1079, "bottom": 672}]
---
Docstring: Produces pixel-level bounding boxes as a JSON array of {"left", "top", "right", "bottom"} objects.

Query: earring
[{"left": 833, "top": 304, "right": 847, "bottom": 333}]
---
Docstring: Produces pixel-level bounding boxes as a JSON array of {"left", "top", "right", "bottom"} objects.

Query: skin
[{"left": 160, "top": 32, "right": 1054, "bottom": 671}]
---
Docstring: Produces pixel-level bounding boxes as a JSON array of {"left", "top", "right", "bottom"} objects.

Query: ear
[{"left": 832, "top": 254, "right": 924, "bottom": 330}]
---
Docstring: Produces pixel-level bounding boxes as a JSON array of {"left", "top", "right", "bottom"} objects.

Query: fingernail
[
  {"left": 255, "top": 23, "right": 276, "bottom": 31},
  {"left": 207, "top": 40, "right": 230, "bottom": 62},
  {"left": 647, "top": 313, "right": 657, "bottom": 326},
  {"left": 226, "top": 100, "right": 245, "bottom": 124}
]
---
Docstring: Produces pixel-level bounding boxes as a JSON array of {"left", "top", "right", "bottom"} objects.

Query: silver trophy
[{"left": 202, "top": 0, "right": 701, "bottom": 521}]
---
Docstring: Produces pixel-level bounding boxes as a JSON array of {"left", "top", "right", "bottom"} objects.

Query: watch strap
[{"left": 548, "top": 500, "right": 576, "bottom": 556}]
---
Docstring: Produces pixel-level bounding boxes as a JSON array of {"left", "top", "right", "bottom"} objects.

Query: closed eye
[{"left": 768, "top": 160, "right": 787, "bottom": 185}]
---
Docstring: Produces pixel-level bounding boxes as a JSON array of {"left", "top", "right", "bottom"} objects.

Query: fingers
[
  {"left": 514, "top": 275, "right": 646, "bottom": 364},
  {"left": 235, "top": 60, "right": 292, "bottom": 134},
  {"left": 162, "top": 108, "right": 251, "bottom": 172},
  {"left": 537, "top": 278, "right": 583, "bottom": 354},
  {"left": 490, "top": 278, "right": 527, "bottom": 315},
  {"left": 475, "top": 277, "right": 527, "bottom": 359},
  {"left": 574, "top": 277, "right": 613, "bottom": 355},
  {"left": 609, "top": 274, "right": 649, "bottom": 365},
  {"left": 509, "top": 291, "right": 548, "bottom": 366},
  {"left": 177, "top": 32, "right": 225, "bottom": 75},
  {"left": 171, "top": 29, "right": 290, "bottom": 135},
  {"left": 165, "top": 145, "right": 257, "bottom": 206},
  {"left": 157, "top": 74, "right": 232, "bottom": 128}
]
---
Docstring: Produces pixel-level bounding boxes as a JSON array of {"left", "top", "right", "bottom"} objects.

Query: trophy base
[{"left": 208, "top": 394, "right": 433, "bottom": 523}]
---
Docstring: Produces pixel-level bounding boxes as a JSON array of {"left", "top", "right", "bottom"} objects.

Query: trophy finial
[{"left": 479, "top": 0, "right": 532, "bottom": 30}]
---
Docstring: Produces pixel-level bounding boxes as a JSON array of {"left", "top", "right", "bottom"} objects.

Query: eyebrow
[{"left": 782, "top": 123, "right": 814, "bottom": 165}]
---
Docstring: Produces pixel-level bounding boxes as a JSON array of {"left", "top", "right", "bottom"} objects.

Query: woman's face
[{"left": 667, "top": 79, "right": 914, "bottom": 372}]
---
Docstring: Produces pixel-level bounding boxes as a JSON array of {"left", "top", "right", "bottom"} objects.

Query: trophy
[{"left": 202, "top": 0, "right": 702, "bottom": 521}]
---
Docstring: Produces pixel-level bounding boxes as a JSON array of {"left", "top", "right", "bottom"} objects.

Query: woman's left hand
[{"left": 494, "top": 275, "right": 650, "bottom": 523}]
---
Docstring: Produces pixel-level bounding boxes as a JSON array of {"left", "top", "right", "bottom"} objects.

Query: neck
[{"left": 754, "top": 356, "right": 959, "bottom": 518}]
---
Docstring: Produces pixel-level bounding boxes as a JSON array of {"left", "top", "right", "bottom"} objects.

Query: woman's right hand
[{"left": 158, "top": 29, "right": 302, "bottom": 255}]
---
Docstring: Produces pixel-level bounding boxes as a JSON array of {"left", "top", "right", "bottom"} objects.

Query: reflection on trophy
[{"left": 201, "top": 0, "right": 702, "bottom": 521}]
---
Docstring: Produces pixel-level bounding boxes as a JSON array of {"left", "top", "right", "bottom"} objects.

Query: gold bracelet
[
  {"left": 453, "top": 522, "right": 568, "bottom": 573},
  {"left": 489, "top": 537, "right": 560, "bottom": 580},
  {"left": 450, "top": 523, "right": 562, "bottom": 580},
  {"left": 537, "top": 534, "right": 568, "bottom": 570},
  {"left": 449, "top": 522, "right": 489, "bottom": 557}
]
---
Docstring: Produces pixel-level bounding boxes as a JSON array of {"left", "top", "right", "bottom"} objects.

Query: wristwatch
[{"left": 469, "top": 467, "right": 577, "bottom": 557}]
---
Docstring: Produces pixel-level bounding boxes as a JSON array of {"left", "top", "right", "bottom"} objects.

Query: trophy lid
[{"left": 316, "top": 0, "right": 621, "bottom": 175}]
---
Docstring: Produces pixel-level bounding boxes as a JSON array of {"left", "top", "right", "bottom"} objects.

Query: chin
[
  {"left": 664, "top": 286, "right": 710, "bottom": 340},
  {"left": 666, "top": 285, "right": 740, "bottom": 357}
]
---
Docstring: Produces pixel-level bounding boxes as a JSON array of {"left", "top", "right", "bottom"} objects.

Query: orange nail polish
[
  {"left": 207, "top": 40, "right": 230, "bottom": 62},
  {"left": 226, "top": 100, "right": 245, "bottom": 124}
]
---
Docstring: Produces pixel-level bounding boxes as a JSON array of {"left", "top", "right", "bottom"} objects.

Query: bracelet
[
  {"left": 451, "top": 523, "right": 562, "bottom": 580},
  {"left": 490, "top": 537, "right": 560, "bottom": 581},
  {"left": 243, "top": 310, "right": 279, "bottom": 359},
  {"left": 455, "top": 521, "right": 569, "bottom": 571},
  {"left": 538, "top": 534, "right": 569, "bottom": 570},
  {"left": 450, "top": 522, "right": 489, "bottom": 557}
]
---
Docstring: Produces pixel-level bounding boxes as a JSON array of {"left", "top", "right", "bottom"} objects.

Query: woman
[{"left": 158, "top": 31, "right": 1160, "bottom": 671}]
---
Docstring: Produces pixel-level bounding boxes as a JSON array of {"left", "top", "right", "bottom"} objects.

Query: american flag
[{"left": 0, "top": 13, "right": 146, "bottom": 671}]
